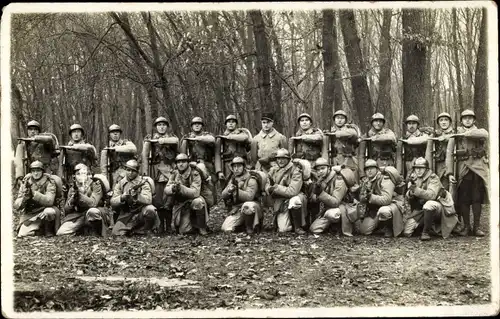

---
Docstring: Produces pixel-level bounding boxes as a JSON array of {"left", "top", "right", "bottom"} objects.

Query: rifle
[
  {"left": 449, "top": 112, "right": 459, "bottom": 199},
  {"left": 72, "top": 176, "right": 79, "bottom": 212},
  {"left": 431, "top": 111, "right": 437, "bottom": 172},
  {"left": 223, "top": 174, "right": 238, "bottom": 211},
  {"left": 17, "top": 138, "right": 31, "bottom": 180},
  {"left": 105, "top": 131, "right": 114, "bottom": 187},
  {"left": 147, "top": 126, "right": 155, "bottom": 178},
  {"left": 19, "top": 178, "right": 34, "bottom": 210},
  {"left": 125, "top": 178, "right": 147, "bottom": 209}
]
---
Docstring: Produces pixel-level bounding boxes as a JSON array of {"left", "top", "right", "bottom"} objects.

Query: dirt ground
[{"left": 10, "top": 205, "right": 493, "bottom": 313}]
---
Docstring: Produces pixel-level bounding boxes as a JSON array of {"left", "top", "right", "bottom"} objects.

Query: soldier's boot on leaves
[
  {"left": 472, "top": 204, "right": 485, "bottom": 237},
  {"left": 244, "top": 213, "right": 255, "bottom": 235},
  {"left": 383, "top": 222, "right": 393, "bottom": 238},
  {"left": 86, "top": 221, "right": 101, "bottom": 236},
  {"left": 194, "top": 209, "right": 208, "bottom": 236},
  {"left": 44, "top": 220, "right": 55, "bottom": 237},
  {"left": 290, "top": 208, "right": 306, "bottom": 235},
  {"left": 140, "top": 218, "right": 156, "bottom": 236},
  {"left": 420, "top": 209, "right": 434, "bottom": 241},
  {"left": 458, "top": 205, "right": 472, "bottom": 236}
]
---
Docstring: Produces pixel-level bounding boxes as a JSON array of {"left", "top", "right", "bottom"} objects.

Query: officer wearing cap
[
  {"left": 445, "top": 109, "right": 490, "bottom": 236},
  {"left": 163, "top": 153, "right": 210, "bottom": 235},
  {"left": 14, "top": 160, "right": 61, "bottom": 238},
  {"left": 403, "top": 157, "right": 458, "bottom": 240},
  {"left": 14, "top": 120, "right": 60, "bottom": 182},
  {"left": 251, "top": 112, "right": 287, "bottom": 173},
  {"left": 58, "top": 123, "right": 98, "bottom": 181},
  {"left": 215, "top": 115, "right": 253, "bottom": 182},
  {"left": 323, "top": 110, "right": 361, "bottom": 181},
  {"left": 289, "top": 113, "right": 326, "bottom": 166},
  {"left": 358, "top": 113, "right": 397, "bottom": 178},
  {"left": 141, "top": 116, "right": 180, "bottom": 233},
  {"left": 396, "top": 115, "right": 432, "bottom": 180},
  {"left": 221, "top": 157, "right": 263, "bottom": 234},
  {"left": 100, "top": 124, "right": 137, "bottom": 188},
  {"left": 110, "top": 159, "right": 158, "bottom": 236}
]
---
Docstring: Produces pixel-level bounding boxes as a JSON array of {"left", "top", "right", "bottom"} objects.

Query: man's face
[
  {"left": 27, "top": 127, "right": 39, "bottom": 137},
  {"left": 406, "top": 122, "right": 418, "bottom": 134},
  {"left": 276, "top": 157, "right": 289, "bottom": 168},
  {"left": 415, "top": 167, "right": 427, "bottom": 178},
  {"left": 372, "top": 120, "right": 385, "bottom": 131},
  {"left": 156, "top": 122, "right": 168, "bottom": 134},
  {"left": 125, "top": 167, "right": 138, "bottom": 180},
  {"left": 226, "top": 120, "right": 237, "bottom": 131},
  {"left": 365, "top": 167, "right": 378, "bottom": 179},
  {"left": 334, "top": 116, "right": 346, "bottom": 127},
  {"left": 299, "top": 118, "right": 312, "bottom": 130},
  {"left": 461, "top": 116, "right": 475, "bottom": 128},
  {"left": 176, "top": 160, "right": 188, "bottom": 172},
  {"left": 261, "top": 120, "right": 273, "bottom": 132},
  {"left": 192, "top": 123, "right": 203, "bottom": 133},
  {"left": 110, "top": 131, "right": 121, "bottom": 142},
  {"left": 316, "top": 165, "right": 329, "bottom": 179},
  {"left": 31, "top": 168, "right": 43, "bottom": 180},
  {"left": 71, "top": 130, "right": 83, "bottom": 142},
  {"left": 75, "top": 167, "right": 89, "bottom": 184},
  {"left": 438, "top": 117, "right": 451, "bottom": 130},
  {"left": 232, "top": 163, "right": 245, "bottom": 176}
]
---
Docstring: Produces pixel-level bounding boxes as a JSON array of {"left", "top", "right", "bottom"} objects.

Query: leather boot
[
  {"left": 458, "top": 205, "right": 471, "bottom": 236},
  {"left": 244, "top": 213, "right": 255, "bottom": 235},
  {"left": 420, "top": 209, "right": 434, "bottom": 241},
  {"left": 290, "top": 208, "right": 306, "bottom": 235},
  {"left": 194, "top": 209, "right": 208, "bottom": 235},
  {"left": 381, "top": 220, "right": 393, "bottom": 238},
  {"left": 472, "top": 204, "right": 485, "bottom": 237},
  {"left": 44, "top": 220, "right": 55, "bottom": 237}
]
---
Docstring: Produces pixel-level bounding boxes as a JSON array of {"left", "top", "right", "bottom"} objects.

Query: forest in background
[{"left": 10, "top": 7, "right": 489, "bottom": 153}]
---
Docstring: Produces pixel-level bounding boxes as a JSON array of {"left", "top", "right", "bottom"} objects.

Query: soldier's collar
[
  {"left": 322, "top": 169, "right": 336, "bottom": 184},
  {"left": 420, "top": 169, "right": 433, "bottom": 182},
  {"left": 259, "top": 128, "right": 276, "bottom": 138},
  {"left": 33, "top": 174, "right": 48, "bottom": 184},
  {"left": 235, "top": 171, "right": 250, "bottom": 181},
  {"left": 179, "top": 167, "right": 192, "bottom": 177}
]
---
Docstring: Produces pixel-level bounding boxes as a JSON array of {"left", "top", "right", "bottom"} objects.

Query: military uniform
[
  {"left": 221, "top": 157, "right": 263, "bottom": 234},
  {"left": 14, "top": 120, "right": 60, "bottom": 179},
  {"left": 402, "top": 158, "right": 458, "bottom": 240},
  {"left": 14, "top": 161, "right": 62, "bottom": 237},
  {"left": 289, "top": 113, "right": 326, "bottom": 166},
  {"left": 397, "top": 116, "right": 432, "bottom": 180},
  {"left": 445, "top": 109, "right": 489, "bottom": 236},
  {"left": 58, "top": 124, "right": 98, "bottom": 179},
  {"left": 358, "top": 113, "right": 397, "bottom": 178},
  {"left": 164, "top": 154, "right": 210, "bottom": 235},
  {"left": 100, "top": 124, "right": 137, "bottom": 187},
  {"left": 251, "top": 113, "right": 287, "bottom": 173},
  {"left": 141, "top": 117, "right": 179, "bottom": 233},
  {"left": 431, "top": 113, "right": 455, "bottom": 188},
  {"left": 111, "top": 160, "right": 159, "bottom": 236}
]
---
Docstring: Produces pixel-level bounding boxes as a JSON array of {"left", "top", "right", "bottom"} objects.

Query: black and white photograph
[{"left": 1, "top": 2, "right": 498, "bottom": 318}]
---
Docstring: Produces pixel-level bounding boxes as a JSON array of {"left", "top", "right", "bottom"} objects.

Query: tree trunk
[
  {"left": 322, "top": 9, "right": 335, "bottom": 130},
  {"left": 452, "top": 8, "right": 465, "bottom": 112},
  {"left": 339, "top": 9, "right": 373, "bottom": 129},
  {"left": 332, "top": 13, "right": 343, "bottom": 115},
  {"left": 268, "top": 12, "right": 284, "bottom": 132},
  {"left": 473, "top": 8, "right": 488, "bottom": 130},
  {"left": 377, "top": 9, "right": 393, "bottom": 127}
]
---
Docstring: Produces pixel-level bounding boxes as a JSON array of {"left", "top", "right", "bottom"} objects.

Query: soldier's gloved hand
[
  {"left": 449, "top": 175, "right": 457, "bottom": 184},
  {"left": 268, "top": 185, "right": 277, "bottom": 194},
  {"left": 227, "top": 184, "right": 236, "bottom": 194},
  {"left": 217, "top": 172, "right": 225, "bottom": 181},
  {"left": 312, "top": 183, "right": 323, "bottom": 195},
  {"left": 172, "top": 183, "right": 181, "bottom": 194},
  {"left": 120, "top": 193, "right": 130, "bottom": 203},
  {"left": 126, "top": 194, "right": 135, "bottom": 206},
  {"left": 25, "top": 186, "right": 33, "bottom": 199}
]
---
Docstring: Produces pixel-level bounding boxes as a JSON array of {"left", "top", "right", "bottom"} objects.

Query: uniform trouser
[
  {"left": 112, "top": 205, "right": 158, "bottom": 236},
  {"left": 276, "top": 195, "right": 307, "bottom": 232},
  {"left": 359, "top": 205, "right": 393, "bottom": 235},
  {"left": 154, "top": 181, "right": 171, "bottom": 232},
  {"left": 173, "top": 197, "right": 208, "bottom": 234},
  {"left": 18, "top": 208, "right": 57, "bottom": 238},
  {"left": 56, "top": 208, "right": 110, "bottom": 236},
  {"left": 221, "top": 201, "right": 262, "bottom": 233},
  {"left": 403, "top": 201, "right": 442, "bottom": 237}
]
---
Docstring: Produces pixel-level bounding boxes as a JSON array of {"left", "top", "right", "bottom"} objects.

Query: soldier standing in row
[
  {"left": 58, "top": 124, "right": 98, "bottom": 182},
  {"left": 100, "top": 124, "right": 137, "bottom": 188},
  {"left": 323, "top": 110, "right": 360, "bottom": 181},
  {"left": 402, "top": 158, "right": 458, "bottom": 240},
  {"left": 142, "top": 117, "right": 179, "bottom": 234},
  {"left": 430, "top": 112, "right": 455, "bottom": 189},
  {"left": 215, "top": 115, "right": 252, "bottom": 183},
  {"left": 251, "top": 112, "right": 287, "bottom": 173},
  {"left": 446, "top": 109, "right": 490, "bottom": 237},
  {"left": 180, "top": 116, "right": 216, "bottom": 179},
  {"left": 14, "top": 120, "right": 60, "bottom": 185},
  {"left": 289, "top": 113, "right": 326, "bottom": 166},
  {"left": 358, "top": 113, "right": 397, "bottom": 178},
  {"left": 397, "top": 115, "right": 432, "bottom": 180}
]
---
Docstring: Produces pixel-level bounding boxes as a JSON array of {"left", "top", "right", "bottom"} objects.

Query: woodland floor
[{"left": 10, "top": 205, "right": 492, "bottom": 313}]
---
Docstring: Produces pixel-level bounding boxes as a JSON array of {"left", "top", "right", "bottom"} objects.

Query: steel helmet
[
  {"left": 154, "top": 117, "right": 169, "bottom": 127},
  {"left": 405, "top": 115, "right": 420, "bottom": 125},
  {"left": 275, "top": 149, "right": 291, "bottom": 159},
  {"left": 108, "top": 124, "right": 122, "bottom": 133},
  {"left": 333, "top": 110, "right": 348, "bottom": 119},
  {"left": 436, "top": 112, "right": 452, "bottom": 123},
  {"left": 27, "top": 120, "right": 41, "bottom": 130},
  {"left": 364, "top": 159, "right": 378, "bottom": 170},
  {"left": 69, "top": 123, "right": 85, "bottom": 136},
  {"left": 191, "top": 117, "right": 203, "bottom": 125},
  {"left": 175, "top": 153, "right": 189, "bottom": 162},
  {"left": 225, "top": 115, "right": 238, "bottom": 124},
  {"left": 124, "top": 159, "right": 139, "bottom": 171},
  {"left": 297, "top": 113, "right": 313, "bottom": 124},
  {"left": 460, "top": 109, "right": 476, "bottom": 120},
  {"left": 230, "top": 156, "right": 246, "bottom": 166},
  {"left": 30, "top": 160, "right": 44, "bottom": 170},
  {"left": 371, "top": 113, "right": 386, "bottom": 123},
  {"left": 313, "top": 158, "right": 329, "bottom": 169},
  {"left": 413, "top": 157, "right": 429, "bottom": 168},
  {"left": 74, "top": 163, "right": 89, "bottom": 172}
]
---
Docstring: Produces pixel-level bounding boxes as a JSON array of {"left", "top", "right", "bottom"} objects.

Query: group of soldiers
[{"left": 13, "top": 109, "right": 490, "bottom": 241}]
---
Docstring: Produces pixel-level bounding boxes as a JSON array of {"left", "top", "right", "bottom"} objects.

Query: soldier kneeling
[
  {"left": 221, "top": 157, "right": 263, "bottom": 234},
  {"left": 403, "top": 157, "right": 458, "bottom": 241},
  {"left": 164, "top": 154, "right": 210, "bottom": 235},
  {"left": 57, "top": 163, "right": 112, "bottom": 236},
  {"left": 111, "top": 160, "right": 159, "bottom": 236},
  {"left": 14, "top": 161, "right": 62, "bottom": 237}
]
